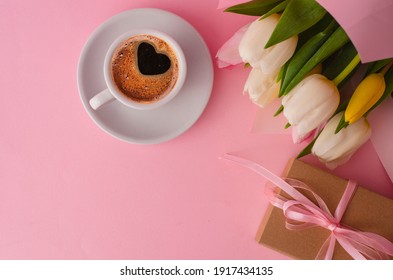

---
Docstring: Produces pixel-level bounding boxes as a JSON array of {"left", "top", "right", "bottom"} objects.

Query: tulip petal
[
  {"left": 296, "top": 98, "right": 337, "bottom": 136},
  {"left": 239, "top": 15, "right": 297, "bottom": 74},
  {"left": 345, "top": 73, "right": 386, "bottom": 124},
  {"left": 292, "top": 126, "right": 313, "bottom": 144},
  {"left": 257, "top": 35, "right": 298, "bottom": 74},
  {"left": 244, "top": 67, "right": 279, "bottom": 107},
  {"left": 282, "top": 74, "right": 340, "bottom": 137},
  {"left": 216, "top": 24, "right": 250, "bottom": 69},
  {"left": 312, "top": 113, "right": 372, "bottom": 169},
  {"left": 239, "top": 15, "right": 279, "bottom": 69},
  {"left": 369, "top": 65, "right": 393, "bottom": 111},
  {"left": 312, "top": 114, "right": 345, "bottom": 156}
]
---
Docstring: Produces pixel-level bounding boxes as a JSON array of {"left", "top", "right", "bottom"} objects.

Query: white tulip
[
  {"left": 216, "top": 23, "right": 250, "bottom": 68},
  {"left": 238, "top": 14, "right": 297, "bottom": 74},
  {"left": 282, "top": 74, "right": 340, "bottom": 139},
  {"left": 312, "top": 112, "right": 372, "bottom": 169},
  {"left": 244, "top": 67, "right": 280, "bottom": 107}
]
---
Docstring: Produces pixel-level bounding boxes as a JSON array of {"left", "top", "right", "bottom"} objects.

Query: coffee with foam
[{"left": 110, "top": 34, "right": 179, "bottom": 103}]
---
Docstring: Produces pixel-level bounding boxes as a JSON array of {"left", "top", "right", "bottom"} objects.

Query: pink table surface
[{"left": 1, "top": 0, "right": 392, "bottom": 260}]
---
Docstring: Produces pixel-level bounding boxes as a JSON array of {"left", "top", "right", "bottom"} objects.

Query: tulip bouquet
[{"left": 217, "top": 0, "right": 393, "bottom": 169}]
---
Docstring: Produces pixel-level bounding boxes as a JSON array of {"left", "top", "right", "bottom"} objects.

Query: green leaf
[
  {"left": 296, "top": 134, "right": 319, "bottom": 158},
  {"left": 282, "top": 26, "right": 350, "bottom": 95},
  {"left": 335, "top": 113, "right": 349, "bottom": 134},
  {"left": 274, "top": 105, "right": 284, "bottom": 116},
  {"left": 276, "top": 63, "right": 286, "bottom": 82},
  {"left": 366, "top": 58, "right": 393, "bottom": 76},
  {"left": 279, "top": 20, "right": 337, "bottom": 97},
  {"left": 296, "top": 13, "right": 334, "bottom": 47},
  {"left": 278, "top": 15, "right": 334, "bottom": 93},
  {"left": 261, "top": 0, "right": 289, "bottom": 19},
  {"left": 321, "top": 43, "right": 361, "bottom": 89},
  {"left": 225, "top": 0, "right": 284, "bottom": 16},
  {"left": 322, "top": 43, "right": 358, "bottom": 82},
  {"left": 332, "top": 53, "right": 360, "bottom": 87},
  {"left": 335, "top": 99, "right": 349, "bottom": 115},
  {"left": 265, "top": 0, "right": 326, "bottom": 48}
]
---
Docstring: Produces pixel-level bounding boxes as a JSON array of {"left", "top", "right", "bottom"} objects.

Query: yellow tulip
[{"left": 345, "top": 73, "right": 385, "bottom": 124}]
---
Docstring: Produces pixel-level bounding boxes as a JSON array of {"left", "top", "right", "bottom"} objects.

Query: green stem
[
  {"left": 332, "top": 53, "right": 360, "bottom": 86},
  {"left": 380, "top": 61, "right": 393, "bottom": 76},
  {"left": 274, "top": 105, "right": 284, "bottom": 117}
]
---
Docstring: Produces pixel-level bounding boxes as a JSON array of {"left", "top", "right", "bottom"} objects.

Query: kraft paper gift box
[{"left": 255, "top": 159, "right": 393, "bottom": 260}]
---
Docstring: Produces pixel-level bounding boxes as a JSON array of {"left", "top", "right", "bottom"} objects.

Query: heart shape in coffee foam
[{"left": 137, "top": 42, "right": 171, "bottom": 75}]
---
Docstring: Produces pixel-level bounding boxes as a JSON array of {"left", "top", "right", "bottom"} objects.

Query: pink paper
[
  {"left": 251, "top": 98, "right": 290, "bottom": 134},
  {"left": 317, "top": 0, "right": 393, "bottom": 62},
  {"left": 369, "top": 97, "right": 393, "bottom": 183}
]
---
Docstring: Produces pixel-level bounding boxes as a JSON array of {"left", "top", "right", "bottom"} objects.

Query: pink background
[{"left": 1, "top": 0, "right": 392, "bottom": 259}]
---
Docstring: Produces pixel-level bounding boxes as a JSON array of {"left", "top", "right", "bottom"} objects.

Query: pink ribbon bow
[{"left": 222, "top": 154, "right": 393, "bottom": 260}]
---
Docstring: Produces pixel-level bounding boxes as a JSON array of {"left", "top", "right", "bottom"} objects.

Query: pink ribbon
[{"left": 222, "top": 154, "right": 393, "bottom": 260}]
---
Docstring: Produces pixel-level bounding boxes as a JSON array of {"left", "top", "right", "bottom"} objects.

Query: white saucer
[{"left": 77, "top": 8, "right": 213, "bottom": 144}]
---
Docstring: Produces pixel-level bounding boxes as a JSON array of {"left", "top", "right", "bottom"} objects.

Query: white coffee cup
[{"left": 89, "top": 29, "right": 187, "bottom": 110}]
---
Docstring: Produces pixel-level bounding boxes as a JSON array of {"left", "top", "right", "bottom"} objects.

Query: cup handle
[{"left": 89, "top": 88, "right": 115, "bottom": 110}]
